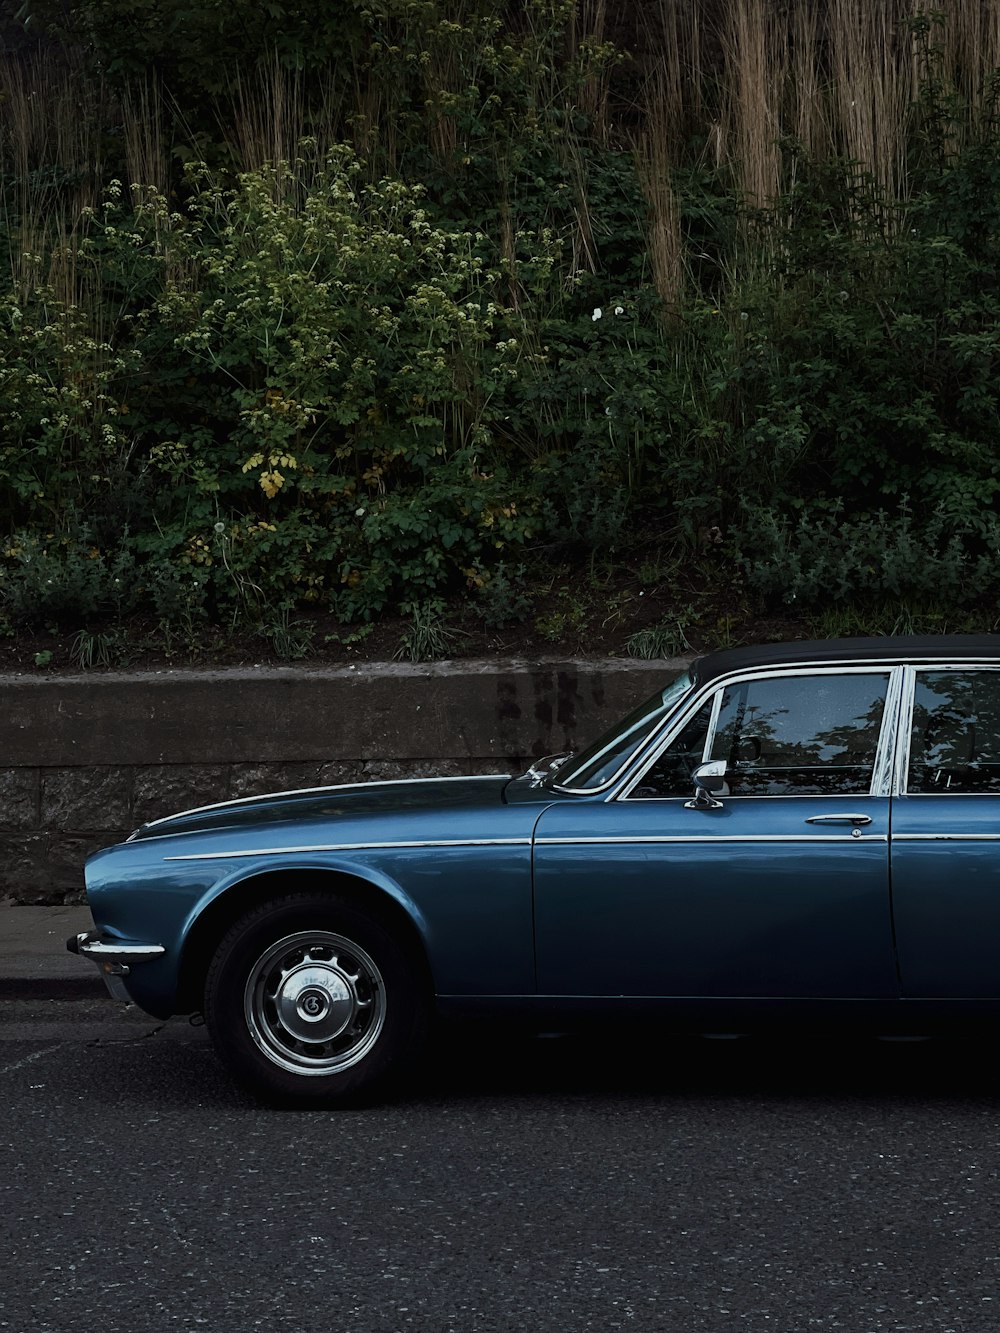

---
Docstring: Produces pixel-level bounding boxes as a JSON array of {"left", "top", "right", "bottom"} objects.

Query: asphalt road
[{"left": 2, "top": 1002, "right": 999, "bottom": 1333}]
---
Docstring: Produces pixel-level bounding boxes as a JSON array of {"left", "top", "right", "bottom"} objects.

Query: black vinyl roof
[{"left": 691, "top": 635, "right": 1000, "bottom": 687}]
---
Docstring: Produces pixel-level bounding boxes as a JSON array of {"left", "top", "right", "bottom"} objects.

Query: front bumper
[{"left": 67, "top": 931, "right": 167, "bottom": 1002}]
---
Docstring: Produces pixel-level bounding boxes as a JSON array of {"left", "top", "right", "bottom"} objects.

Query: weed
[
  {"left": 258, "top": 608, "right": 315, "bottom": 660},
  {"left": 325, "top": 624, "right": 375, "bottom": 647},
  {"left": 808, "top": 603, "right": 982, "bottom": 640},
  {"left": 4, "top": 1, "right": 1000, "bottom": 642},
  {"left": 70, "top": 627, "right": 138, "bottom": 670},
  {"left": 743, "top": 504, "right": 1000, "bottom": 611},
  {"left": 626, "top": 611, "right": 698, "bottom": 659},
  {"left": 708, "top": 615, "right": 747, "bottom": 650},
  {"left": 601, "top": 591, "right": 637, "bottom": 631},
  {"left": 476, "top": 563, "right": 531, "bottom": 631},
  {"left": 0, "top": 528, "right": 138, "bottom": 626},
  {"left": 533, "top": 586, "right": 588, "bottom": 643},
  {"left": 395, "top": 600, "right": 454, "bottom": 663},
  {"left": 637, "top": 554, "right": 677, "bottom": 589}
]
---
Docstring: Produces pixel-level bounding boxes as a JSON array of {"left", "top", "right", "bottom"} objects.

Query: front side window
[
  {"left": 629, "top": 670, "right": 890, "bottom": 798},
  {"left": 908, "top": 670, "right": 1000, "bottom": 794},
  {"left": 709, "top": 672, "right": 889, "bottom": 795}
]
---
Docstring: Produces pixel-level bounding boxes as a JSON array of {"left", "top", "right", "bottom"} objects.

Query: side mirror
[{"left": 684, "top": 759, "right": 727, "bottom": 810}]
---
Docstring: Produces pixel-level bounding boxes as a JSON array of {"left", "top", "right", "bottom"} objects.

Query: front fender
[
  {"left": 88, "top": 839, "right": 535, "bottom": 1016},
  {"left": 181, "top": 853, "right": 432, "bottom": 955}
]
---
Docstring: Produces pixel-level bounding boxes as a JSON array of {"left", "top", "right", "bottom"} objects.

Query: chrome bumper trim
[{"left": 68, "top": 931, "right": 166, "bottom": 1001}]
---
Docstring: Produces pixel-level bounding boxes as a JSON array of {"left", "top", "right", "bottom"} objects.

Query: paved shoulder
[{"left": 0, "top": 904, "right": 98, "bottom": 998}]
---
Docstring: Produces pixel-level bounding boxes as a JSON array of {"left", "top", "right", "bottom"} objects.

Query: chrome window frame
[
  {"left": 896, "top": 661, "right": 1000, "bottom": 797},
  {"left": 614, "top": 662, "right": 904, "bottom": 803},
  {"left": 877, "top": 665, "right": 907, "bottom": 797},
  {"left": 701, "top": 688, "right": 724, "bottom": 764}
]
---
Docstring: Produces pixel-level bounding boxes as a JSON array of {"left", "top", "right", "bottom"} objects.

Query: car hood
[{"left": 129, "top": 775, "right": 514, "bottom": 842}]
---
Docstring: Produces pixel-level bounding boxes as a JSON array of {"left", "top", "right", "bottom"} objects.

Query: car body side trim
[
  {"left": 897, "top": 792, "right": 1000, "bottom": 798},
  {"left": 164, "top": 837, "right": 532, "bottom": 862},
  {"left": 534, "top": 834, "right": 887, "bottom": 845},
  {"left": 892, "top": 832, "right": 1000, "bottom": 841}
]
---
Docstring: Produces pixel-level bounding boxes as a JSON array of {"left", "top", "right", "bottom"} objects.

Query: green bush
[
  {"left": 742, "top": 502, "right": 1000, "bottom": 609},
  {"left": 147, "top": 150, "right": 550, "bottom": 616},
  {"left": 4, "top": 3, "right": 1000, "bottom": 639},
  {"left": 0, "top": 524, "right": 138, "bottom": 624}
]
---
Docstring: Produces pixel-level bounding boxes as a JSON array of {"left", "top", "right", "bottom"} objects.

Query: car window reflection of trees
[
  {"left": 710, "top": 676, "right": 889, "bottom": 797},
  {"left": 910, "top": 671, "right": 1000, "bottom": 793},
  {"left": 639, "top": 674, "right": 890, "bottom": 799}
]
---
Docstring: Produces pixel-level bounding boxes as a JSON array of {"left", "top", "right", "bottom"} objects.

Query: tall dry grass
[
  {"left": 225, "top": 60, "right": 310, "bottom": 179},
  {"left": 639, "top": 1, "right": 707, "bottom": 152},
  {"left": 569, "top": 0, "right": 611, "bottom": 141},
  {"left": 121, "top": 79, "right": 169, "bottom": 198},
  {"left": 918, "top": 0, "right": 1000, "bottom": 126},
  {"left": 827, "top": 0, "right": 914, "bottom": 204},
  {"left": 634, "top": 0, "right": 996, "bottom": 216},
  {"left": 787, "top": 3, "right": 828, "bottom": 161},
  {"left": 722, "top": 0, "right": 786, "bottom": 210},
  {"left": 0, "top": 51, "right": 108, "bottom": 303},
  {"left": 3, "top": 0, "right": 999, "bottom": 308},
  {"left": 636, "top": 129, "right": 683, "bottom": 314}
]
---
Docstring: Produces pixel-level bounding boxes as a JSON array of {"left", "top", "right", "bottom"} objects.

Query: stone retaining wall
[{"left": 1, "top": 658, "right": 686, "bottom": 904}]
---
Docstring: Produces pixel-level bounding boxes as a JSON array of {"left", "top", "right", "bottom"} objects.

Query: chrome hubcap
[
  {"left": 276, "top": 964, "right": 353, "bottom": 1042},
  {"left": 245, "top": 931, "right": 386, "bottom": 1076}
]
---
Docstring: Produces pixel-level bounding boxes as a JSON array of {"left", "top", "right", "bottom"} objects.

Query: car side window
[
  {"left": 908, "top": 670, "right": 1000, "bottom": 794},
  {"left": 631, "top": 671, "right": 889, "bottom": 799},
  {"left": 706, "top": 672, "right": 889, "bottom": 796}
]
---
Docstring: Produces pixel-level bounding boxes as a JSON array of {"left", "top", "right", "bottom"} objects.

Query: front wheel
[{"left": 203, "top": 893, "right": 428, "bottom": 1106}]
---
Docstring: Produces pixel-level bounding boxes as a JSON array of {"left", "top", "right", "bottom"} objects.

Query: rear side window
[{"left": 908, "top": 670, "right": 1000, "bottom": 794}]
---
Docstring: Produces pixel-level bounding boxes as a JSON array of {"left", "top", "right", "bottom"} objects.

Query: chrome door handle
[{"left": 805, "top": 813, "right": 872, "bottom": 826}]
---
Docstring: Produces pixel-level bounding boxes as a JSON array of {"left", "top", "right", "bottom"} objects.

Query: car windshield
[{"left": 551, "top": 671, "right": 693, "bottom": 791}]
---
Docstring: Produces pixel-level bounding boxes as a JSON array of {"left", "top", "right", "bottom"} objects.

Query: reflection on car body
[{"left": 69, "top": 635, "right": 1000, "bottom": 1104}]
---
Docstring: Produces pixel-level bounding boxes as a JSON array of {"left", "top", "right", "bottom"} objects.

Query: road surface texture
[{"left": 1, "top": 1001, "right": 997, "bottom": 1332}]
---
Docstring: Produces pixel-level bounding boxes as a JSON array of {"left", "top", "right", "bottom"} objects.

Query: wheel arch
[{"left": 176, "top": 866, "right": 433, "bottom": 1014}]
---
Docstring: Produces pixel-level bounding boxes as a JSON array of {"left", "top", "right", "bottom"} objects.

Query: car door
[
  {"left": 891, "top": 666, "right": 1000, "bottom": 997},
  {"left": 532, "top": 667, "right": 900, "bottom": 999}
]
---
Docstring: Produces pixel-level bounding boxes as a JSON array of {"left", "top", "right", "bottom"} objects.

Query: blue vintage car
[{"left": 70, "top": 636, "right": 1000, "bottom": 1103}]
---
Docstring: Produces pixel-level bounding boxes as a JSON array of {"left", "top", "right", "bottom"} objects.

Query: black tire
[{"left": 203, "top": 892, "right": 428, "bottom": 1107}]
